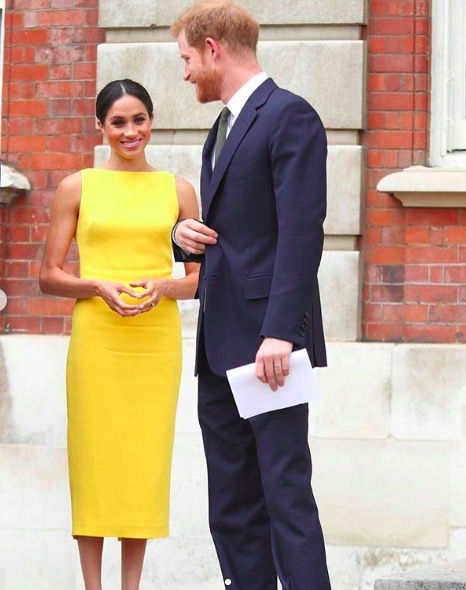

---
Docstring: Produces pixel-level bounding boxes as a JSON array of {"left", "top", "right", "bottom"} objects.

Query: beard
[{"left": 194, "top": 64, "right": 222, "bottom": 104}]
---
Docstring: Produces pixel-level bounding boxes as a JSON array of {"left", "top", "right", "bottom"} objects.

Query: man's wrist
[{"left": 171, "top": 220, "right": 186, "bottom": 247}]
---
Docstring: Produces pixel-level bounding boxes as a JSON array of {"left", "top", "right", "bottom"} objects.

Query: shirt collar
[{"left": 226, "top": 71, "right": 269, "bottom": 120}]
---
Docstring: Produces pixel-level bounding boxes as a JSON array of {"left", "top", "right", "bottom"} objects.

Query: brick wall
[
  {"left": 1, "top": 0, "right": 104, "bottom": 334},
  {"left": 362, "top": 0, "right": 466, "bottom": 343},
  {"left": 2, "top": 0, "right": 465, "bottom": 342}
]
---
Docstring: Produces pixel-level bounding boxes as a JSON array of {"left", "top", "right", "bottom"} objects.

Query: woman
[{"left": 40, "top": 79, "right": 200, "bottom": 590}]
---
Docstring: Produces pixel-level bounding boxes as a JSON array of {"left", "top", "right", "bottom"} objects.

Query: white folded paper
[{"left": 226, "top": 349, "right": 320, "bottom": 419}]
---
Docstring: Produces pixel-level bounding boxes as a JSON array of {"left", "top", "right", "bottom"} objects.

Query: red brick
[
  {"left": 382, "top": 304, "right": 405, "bottom": 321},
  {"left": 28, "top": 297, "right": 75, "bottom": 315},
  {"left": 414, "top": 93, "right": 428, "bottom": 111},
  {"left": 443, "top": 227, "right": 466, "bottom": 244},
  {"left": 405, "top": 246, "right": 458, "bottom": 264},
  {"left": 7, "top": 225, "right": 30, "bottom": 241},
  {"left": 405, "top": 209, "right": 459, "bottom": 226},
  {"left": 26, "top": 171, "right": 48, "bottom": 190},
  {"left": 372, "top": 54, "right": 415, "bottom": 73},
  {"left": 10, "top": 64, "right": 49, "bottom": 82},
  {"left": 71, "top": 135, "right": 101, "bottom": 153},
  {"left": 372, "top": 130, "right": 414, "bottom": 149},
  {"left": 14, "top": 0, "right": 51, "bottom": 7},
  {"left": 34, "top": 118, "right": 83, "bottom": 135},
  {"left": 5, "top": 261, "right": 29, "bottom": 278},
  {"left": 31, "top": 225, "right": 49, "bottom": 242},
  {"left": 11, "top": 28, "right": 49, "bottom": 45},
  {"left": 72, "top": 28, "right": 104, "bottom": 44},
  {"left": 48, "top": 27, "right": 74, "bottom": 44},
  {"left": 405, "top": 227, "right": 430, "bottom": 244},
  {"left": 368, "top": 112, "right": 386, "bottom": 129},
  {"left": 49, "top": 64, "right": 73, "bottom": 80},
  {"left": 73, "top": 63, "right": 96, "bottom": 80},
  {"left": 49, "top": 99, "right": 73, "bottom": 117},
  {"left": 8, "top": 206, "right": 50, "bottom": 225},
  {"left": 37, "top": 10, "right": 87, "bottom": 27},
  {"left": 363, "top": 303, "right": 383, "bottom": 322},
  {"left": 405, "top": 284, "right": 457, "bottom": 303},
  {"left": 8, "top": 136, "right": 47, "bottom": 152},
  {"left": 41, "top": 316, "right": 65, "bottom": 333},
  {"left": 37, "top": 81, "right": 84, "bottom": 98},
  {"left": 431, "top": 304, "right": 466, "bottom": 323},
  {"left": 405, "top": 304, "right": 428, "bottom": 323},
  {"left": 31, "top": 153, "right": 81, "bottom": 171},
  {"left": 368, "top": 247, "right": 405, "bottom": 265},
  {"left": 7, "top": 243, "right": 44, "bottom": 260},
  {"left": 445, "top": 266, "right": 466, "bottom": 283},
  {"left": 398, "top": 149, "right": 413, "bottom": 168},
  {"left": 369, "top": 37, "right": 387, "bottom": 53},
  {"left": 46, "top": 136, "right": 72, "bottom": 152},
  {"left": 404, "top": 324, "right": 458, "bottom": 343},
  {"left": 367, "top": 150, "right": 384, "bottom": 168},
  {"left": 9, "top": 100, "right": 48, "bottom": 116},
  {"left": 371, "top": 284, "right": 405, "bottom": 303},
  {"left": 86, "top": 9, "right": 99, "bottom": 25},
  {"left": 370, "top": 17, "right": 415, "bottom": 35},
  {"left": 365, "top": 323, "right": 404, "bottom": 342},
  {"left": 6, "top": 279, "right": 41, "bottom": 297},
  {"left": 370, "top": 93, "right": 414, "bottom": 111},
  {"left": 5, "top": 316, "right": 41, "bottom": 333},
  {"left": 429, "top": 266, "right": 445, "bottom": 283},
  {"left": 366, "top": 208, "right": 405, "bottom": 226},
  {"left": 2, "top": 297, "right": 28, "bottom": 315},
  {"left": 384, "top": 151, "right": 399, "bottom": 168},
  {"left": 73, "top": 98, "right": 96, "bottom": 116},
  {"left": 6, "top": 82, "right": 37, "bottom": 100}
]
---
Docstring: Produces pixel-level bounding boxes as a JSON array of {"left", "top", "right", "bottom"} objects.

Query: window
[{"left": 430, "top": 0, "right": 466, "bottom": 166}]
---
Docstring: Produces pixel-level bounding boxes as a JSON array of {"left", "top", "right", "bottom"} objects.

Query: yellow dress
[{"left": 66, "top": 169, "right": 182, "bottom": 538}]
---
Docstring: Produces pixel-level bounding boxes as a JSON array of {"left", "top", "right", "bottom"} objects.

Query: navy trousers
[{"left": 198, "top": 368, "right": 331, "bottom": 590}]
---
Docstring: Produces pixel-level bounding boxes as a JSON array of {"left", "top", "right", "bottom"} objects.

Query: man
[{"left": 171, "top": 2, "right": 331, "bottom": 589}]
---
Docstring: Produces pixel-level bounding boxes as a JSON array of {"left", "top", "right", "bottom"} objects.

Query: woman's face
[{"left": 98, "top": 94, "right": 153, "bottom": 161}]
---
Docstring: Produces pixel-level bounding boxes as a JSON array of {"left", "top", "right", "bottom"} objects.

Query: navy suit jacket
[{"left": 175, "top": 78, "right": 327, "bottom": 376}]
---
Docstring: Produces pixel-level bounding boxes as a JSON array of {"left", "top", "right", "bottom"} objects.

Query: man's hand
[
  {"left": 255, "top": 337, "right": 293, "bottom": 392},
  {"left": 174, "top": 219, "right": 218, "bottom": 255}
]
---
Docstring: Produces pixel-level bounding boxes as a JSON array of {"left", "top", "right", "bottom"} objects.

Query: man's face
[{"left": 177, "top": 30, "right": 222, "bottom": 103}]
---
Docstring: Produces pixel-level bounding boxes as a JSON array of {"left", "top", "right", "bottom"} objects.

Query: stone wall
[
  {"left": 96, "top": 0, "right": 367, "bottom": 343},
  {"left": 1, "top": 333, "right": 465, "bottom": 589}
]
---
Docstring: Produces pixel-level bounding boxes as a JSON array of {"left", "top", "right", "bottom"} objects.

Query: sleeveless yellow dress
[{"left": 66, "top": 169, "right": 182, "bottom": 538}]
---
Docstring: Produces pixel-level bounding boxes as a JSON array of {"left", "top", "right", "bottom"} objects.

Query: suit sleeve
[
  {"left": 172, "top": 241, "right": 205, "bottom": 264},
  {"left": 260, "top": 98, "right": 327, "bottom": 345}
]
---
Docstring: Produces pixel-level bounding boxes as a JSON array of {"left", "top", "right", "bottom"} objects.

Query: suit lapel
[{"left": 202, "top": 78, "right": 277, "bottom": 219}]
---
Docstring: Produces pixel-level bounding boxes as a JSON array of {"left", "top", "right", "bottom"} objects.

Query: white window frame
[{"left": 430, "top": 0, "right": 466, "bottom": 167}]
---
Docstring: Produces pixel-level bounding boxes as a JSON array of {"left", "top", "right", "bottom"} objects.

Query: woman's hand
[
  {"left": 129, "top": 278, "right": 168, "bottom": 312},
  {"left": 96, "top": 280, "right": 143, "bottom": 316}
]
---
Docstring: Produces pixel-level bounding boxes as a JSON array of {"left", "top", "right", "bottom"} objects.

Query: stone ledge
[
  {"left": 0, "top": 163, "right": 31, "bottom": 205},
  {"left": 377, "top": 166, "right": 466, "bottom": 207},
  {"left": 374, "top": 560, "right": 466, "bottom": 590}
]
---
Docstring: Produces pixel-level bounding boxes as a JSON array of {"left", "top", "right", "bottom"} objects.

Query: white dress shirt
[{"left": 212, "top": 71, "right": 268, "bottom": 167}]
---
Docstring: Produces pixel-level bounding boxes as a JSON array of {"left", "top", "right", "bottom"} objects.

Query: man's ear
[{"left": 205, "top": 37, "right": 221, "bottom": 60}]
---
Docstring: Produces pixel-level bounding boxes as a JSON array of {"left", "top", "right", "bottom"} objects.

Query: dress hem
[{"left": 72, "top": 524, "right": 169, "bottom": 539}]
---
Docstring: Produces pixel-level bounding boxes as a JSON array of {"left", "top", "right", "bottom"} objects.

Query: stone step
[{"left": 375, "top": 560, "right": 466, "bottom": 590}]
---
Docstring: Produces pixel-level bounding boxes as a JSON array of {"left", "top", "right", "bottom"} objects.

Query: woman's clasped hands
[{"left": 96, "top": 278, "right": 168, "bottom": 316}]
